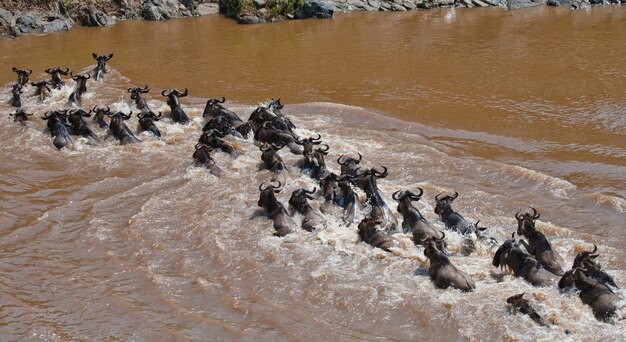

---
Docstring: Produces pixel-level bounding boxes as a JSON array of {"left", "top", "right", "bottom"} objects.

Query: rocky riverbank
[{"left": 0, "top": 0, "right": 624, "bottom": 39}]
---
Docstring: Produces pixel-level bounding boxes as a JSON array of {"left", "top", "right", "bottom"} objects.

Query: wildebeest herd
[{"left": 5, "top": 54, "right": 623, "bottom": 327}]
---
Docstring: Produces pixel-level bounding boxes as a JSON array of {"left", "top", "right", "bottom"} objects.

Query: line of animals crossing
[{"left": 5, "top": 53, "right": 622, "bottom": 326}]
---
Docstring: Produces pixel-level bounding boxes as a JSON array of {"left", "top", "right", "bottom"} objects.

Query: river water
[{"left": 0, "top": 6, "right": 624, "bottom": 341}]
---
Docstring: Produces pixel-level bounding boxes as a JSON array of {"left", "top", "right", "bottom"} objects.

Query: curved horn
[
  {"left": 437, "top": 231, "right": 446, "bottom": 241},
  {"left": 179, "top": 88, "right": 188, "bottom": 97},
  {"left": 137, "top": 112, "right": 145, "bottom": 119},
  {"left": 311, "top": 133, "right": 321, "bottom": 141},
  {"left": 408, "top": 188, "right": 424, "bottom": 200},
  {"left": 41, "top": 111, "right": 52, "bottom": 119},
  {"left": 589, "top": 244, "right": 598, "bottom": 254},
  {"left": 62, "top": 68, "right": 70, "bottom": 74},
  {"left": 530, "top": 207, "right": 540, "bottom": 219},
  {"left": 92, "top": 52, "right": 98, "bottom": 59},
  {"left": 140, "top": 85, "right": 149, "bottom": 92},
  {"left": 337, "top": 155, "right": 347, "bottom": 165},
  {"left": 121, "top": 111, "right": 132, "bottom": 120},
  {"left": 259, "top": 182, "right": 268, "bottom": 192},
  {"left": 373, "top": 166, "right": 388, "bottom": 177},
  {"left": 356, "top": 152, "right": 362, "bottom": 162},
  {"left": 127, "top": 87, "right": 134, "bottom": 93},
  {"left": 435, "top": 193, "right": 443, "bottom": 201},
  {"left": 218, "top": 97, "right": 225, "bottom": 103},
  {"left": 317, "top": 144, "right": 330, "bottom": 152},
  {"left": 392, "top": 190, "right": 403, "bottom": 201},
  {"left": 12, "top": 67, "right": 17, "bottom": 72},
  {"left": 304, "top": 187, "right": 317, "bottom": 195},
  {"left": 161, "top": 90, "right": 170, "bottom": 97},
  {"left": 515, "top": 211, "right": 524, "bottom": 220},
  {"left": 83, "top": 73, "right": 91, "bottom": 79},
  {"left": 450, "top": 191, "right": 459, "bottom": 200},
  {"left": 26, "top": 69, "right": 32, "bottom": 75}
]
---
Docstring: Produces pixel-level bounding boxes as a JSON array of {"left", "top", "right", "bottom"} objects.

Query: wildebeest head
[
  {"left": 572, "top": 244, "right": 599, "bottom": 270},
  {"left": 506, "top": 292, "right": 526, "bottom": 306},
  {"left": 319, "top": 172, "right": 339, "bottom": 201},
  {"left": 515, "top": 207, "right": 540, "bottom": 236},
  {"left": 354, "top": 166, "right": 388, "bottom": 194},
  {"left": 128, "top": 85, "right": 149, "bottom": 100},
  {"left": 45, "top": 67, "right": 69, "bottom": 89},
  {"left": 258, "top": 181, "right": 283, "bottom": 208},
  {"left": 9, "top": 108, "right": 33, "bottom": 125},
  {"left": 337, "top": 153, "right": 362, "bottom": 177},
  {"left": 203, "top": 97, "right": 226, "bottom": 118},
  {"left": 68, "top": 108, "right": 92, "bottom": 126},
  {"left": 393, "top": 188, "right": 424, "bottom": 210},
  {"left": 71, "top": 72, "right": 90, "bottom": 93},
  {"left": 161, "top": 88, "right": 188, "bottom": 107},
  {"left": 90, "top": 105, "right": 111, "bottom": 128},
  {"left": 422, "top": 231, "right": 448, "bottom": 258},
  {"left": 93, "top": 53, "right": 113, "bottom": 79},
  {"left": 296, "top": 133, "right": 322, "bottom": 156},
  {"left": 137, "top": 111, "right": 162, "bottom": 121},
  {"left": 193, "top": 143, "right": 215, "bottom": 165},
  {"left": 434, "top": 191, "right": 458, "bottom": 218},
  {"left": 268, "top": 98, "right": 284, "bottom": 112},
  {"left": 492, "top": 233, "right": 516, "bottom": 269},
  {"left": 12, "top": 67, "right": 32, "bottom": 86},
  {"left": 288, "top": 187, "right": 316, "bottom": 214}
]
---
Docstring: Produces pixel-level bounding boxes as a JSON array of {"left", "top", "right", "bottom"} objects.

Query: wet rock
[
  {"left": 379, "top": 1, "right": 393, "bottom": 9},
  {"left": 391, "top": 2, "right": 408, "bottom": 9},
  {"left": 368, "top": 0, "right": 383, "bottom": 8},
  {"left": 295, "top": 0, "right": 335, "bottom": 19},
  {"left": 12, "top": 14, "right": 39, "bottom": 36},
  {"left": 254, "top": 0, "right": 268, "bottom": 8},
  {"left": 403, "top": 0, "right": 417, "bottom": 9},
  {"left": 0, "top": 8, "right": 14, "bottom": 27},
  {"left": 352, "top": 0, "right": 376, "bottom": 10},
  {"left": 237, "top": 14, "right": 263, "bottom": 24},
  {"left": 81, "top": 7, "right": 116, "bottom": 27},
  {"left": 42, "top": 18, "right": 72, "bottom": 33}
]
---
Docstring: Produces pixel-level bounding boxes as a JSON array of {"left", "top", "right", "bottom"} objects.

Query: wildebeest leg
[{"left": 518, "top": 239, "right": 533, "bottom": 254}]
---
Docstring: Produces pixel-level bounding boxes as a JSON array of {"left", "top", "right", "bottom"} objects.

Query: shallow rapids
[{"left": 0, "top": 62, "right": 624, "bottom": 340}]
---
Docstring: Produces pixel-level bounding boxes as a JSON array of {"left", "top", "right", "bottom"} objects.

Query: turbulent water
[{"left": 1, "top": 6, "right": 625, "bottom": 341}]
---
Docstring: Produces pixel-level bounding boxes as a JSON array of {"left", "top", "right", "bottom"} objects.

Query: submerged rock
[{"left": 80, "top": 7, "right": 116, "bottom": 27}]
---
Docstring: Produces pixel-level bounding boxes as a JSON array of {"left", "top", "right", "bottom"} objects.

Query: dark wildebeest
[
  {"left": 310, "top": 145, "right": 330, "bottom": 180},
  {"left": 9, "top": 108, "right": 33, "bottom": 126},
  {"left": 202, "top": 97, "right": 249, "bottom": 137},
  {"left": 254, "top": 120, "right": 302, "bottom": 154},
  {"left": 336, "top": 175, "right": 361, "bottom": 224},
  {"left": 137, "top": 111, "right": 162, "bottom": 138},
  {"left": 296, "top": 134, "right": 322, "bottom": 173},
  {"left": 90, "top": 105, "right": 110, "bottom": 129},
  {"left": 267, "top": 98, "right": 297, "bottom": 130},
  {"left": 506, "top": 293, "right": 550, "bottom": 327},
  {"left": 202, "top": 115, "right": 243, "bottom": 138},
  {"left": 558, "top": 245, "right": 618, "bottom": 290},
  {"left": 12, "top": 67, "right": 32, "bottom": 86},
  {"left": 41, "top": 110, "right": 73, "bottom": 149},
  {"left": 422, "top": 233, "right": 475, "bottom": 292},
  {"left": 68, "top": 72, "right": 90, "bottom": 106},
  {"left": 318, "top": 172, "right": 340, "bottom": 214},
  {"left": 337, "top": 153, "right": 362, "bottom": 178},
  {"left": 128, "top": 85, "right": 151, "bottom": 113},
  {"left": 192, "top": 143, "right": 224, "bottom": 176},
  {"left": 260, "top": 143, "right": 287, "bottom": 183},
  {"left": 67, "top": 109, "right": 100, "bottom": 145},
  {"left": 258, "top": 181, "right": 296, "bottom": 237},
  {"left": 92, "top": 53, "right": 113, "bottom": 81},
  {"left": 45, "top": 67, "right": 70, "bottom": 89},
  {"left": 393, "top": 188, "right": 443, "bottom": 245},
  {"left": 353, "top": 166, "right": 398, "bottom": 233},
  {"left": 198, "top": 130, "right": 238, "bottom": 158},
  {"left": 358, "top": 217, "right": 399, "bottom": 252},
  {"left": 10, "top": 83, "right": 23, "bottom": 108},
  {"left": 161, "top": 88, "right": 189, "bottom": 124},
  {"left": 434, "top": 191, "right": 473, "bottom": 234},
  {"left": 106, "top": 111, "right": 141, "bottom": 145},
  {"left": 567, "top": 268, "right": 620, "bottom": 322},
  {"left": 31, "top": 80, "right": 52, "bottom": 102},
  {"left": 515, "top": 208, "right": 564, "bottom": 276},
  {"left": 492, "top": 234, "right": 557, "bottom": 287},
  {"left": 288, "top": 187, "right": 326, "bottom": 232}
]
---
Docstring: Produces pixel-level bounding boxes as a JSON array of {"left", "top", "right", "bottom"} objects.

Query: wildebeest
[
  {"left": 10, "top": 83, "right": 23, "bottom": 108},
  {"left": 67, "top": 109, "right": 100, "bottom": 144},
  {"left": 358, "top": 217, "right": 399, "bottom": 252},
  {"left": 434, "top": 191, "right": 473, "bottom": 234},
  {"left": 203, "top": 97, "right": 249, "bottom": 137},
  {"left": 461, "top": 221, "right": 499, "bottom": 256},
  {"left": 353, "top": 166, "right": 398, "bottom": 233},
  {"left": 492, "top": 234, "right": 557, "bottom": 287},
  {"left": 106, "top": 111, "right": 141, "bottom": 145},
  {"left": 559, "top": 245, "right": 618, "bottom": 290},
  {"left": 45, "top": 67, "right": 70, "bottom": 89},
  {"left": 12, "top": 67, "right": 32, "bottom": 86},
  {"left": 128, "top": 85, "right": 151, "bottom": 113},
  {"left": 31, "top": 80, "right": 52, "bottom": 102},
  {"left": 68, "top": 72, "right": 90, "bottom": 106},
  {"left": 9, "top": 108, "right": 33, "bottom": 126},
  {"left": 393, "top": 188, "right": 442, "bottom": 245},
  {"left": 92, "top": 53, "right": 113, "bottom": 81},
  {"left": 288, "top": 187, "right": 326, "bottom": 232},
  {"left": 303, "top": 144, "right": 330, "bottom": 180},
  {"left": 337, "top": 153, "right": 362, "bottom": 178},
  {"left": 161, "top": 88, "right": 189, "bottom": 124},
  {"left": 258, "top": 181, "right": 295, "bottom": 237},
  {"left": 506, "top": 293, "right": 550, "bottom": 327},
  {"left": 422, "top": 233, "right": 475, "bottom": 292},
  {"left": 192, "top": 143, "right": 224, "bottom": 176},
  {"left": 336, "top": 175, "right": 361, "bottom": 224},
  {"left": 516, "top": 208, "right": 564, "bottom": 276},
  {"left": 566, "top": 268, "right": 620, "bottom": 322},
  {"left": 90, "top": 105, "right": 110, "bottom": 129},
  {"left": 41, "top": 110, "right": 73, "bottom": 149},
  {"left": 198, "top": 130, "right": 238, "bottom": 158},
  {"left": 137, "top": 111, "right": 162, "bottom": 138},
  {"left": 260, "top": 143, "right": 287, "bottom": 183},
  {"left": 202, "top": 115, "right": 243, "bottom": 138},
  {"left": 254, "top": 120, "right": 302, "bottom": 154},
  {"left": 318, "top": 172, "right": 340, "bottom": 214}
]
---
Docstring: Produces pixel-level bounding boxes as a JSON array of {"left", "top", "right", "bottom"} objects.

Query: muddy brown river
[{"left": 0, "top": 6, "right": 625, "bottom": 341}]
